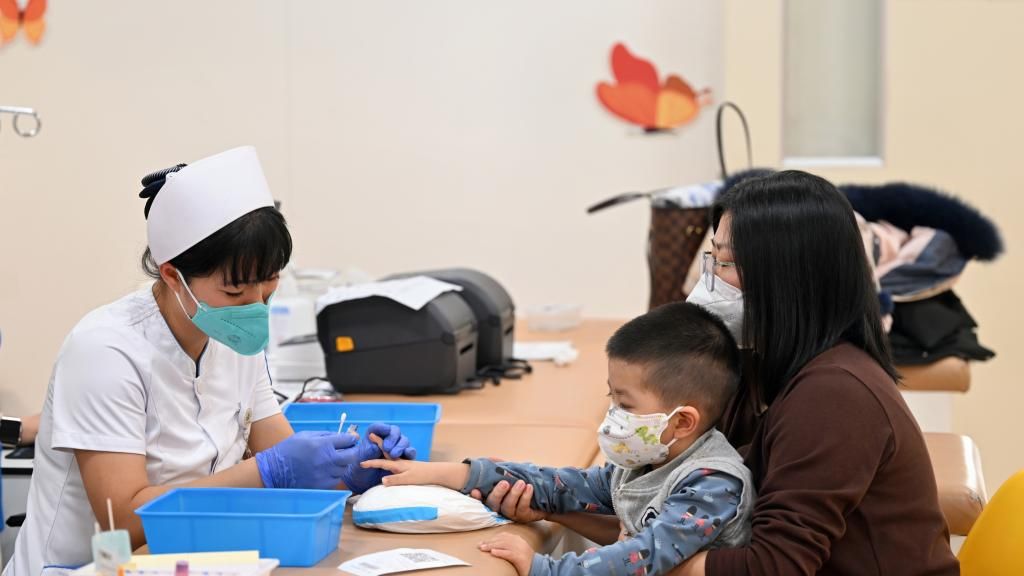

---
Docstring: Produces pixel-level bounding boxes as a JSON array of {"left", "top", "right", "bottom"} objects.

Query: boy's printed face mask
[
  {"left": 597, "top": 403, "right": 683, "bottom": 469},
  {"left": 173, "top": 269, "right": 273, "bottom": 356}
]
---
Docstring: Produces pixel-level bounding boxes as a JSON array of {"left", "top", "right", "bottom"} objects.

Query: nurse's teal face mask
[{"left": 173, "top": 269, "right": 272, "bottom": 356}]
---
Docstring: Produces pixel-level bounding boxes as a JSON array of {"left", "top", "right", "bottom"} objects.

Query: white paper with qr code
[{"left": 338, "top": 548, "right": 470, "bottom": 576}]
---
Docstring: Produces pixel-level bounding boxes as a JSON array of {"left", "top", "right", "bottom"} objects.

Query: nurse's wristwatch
[{"left": 0, "top": 416, "right": 22, "bottom": 447}]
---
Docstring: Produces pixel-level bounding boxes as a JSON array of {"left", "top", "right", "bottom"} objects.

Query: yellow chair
[{"left": 959, "top": 469, "right": 1024, "bottom": 575}]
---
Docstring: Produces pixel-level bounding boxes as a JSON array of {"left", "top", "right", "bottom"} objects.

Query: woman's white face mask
[{"left": 686, "top": 272, "right": 745, "bottom": 346}]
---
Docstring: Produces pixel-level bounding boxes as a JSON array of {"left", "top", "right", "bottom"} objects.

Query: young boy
[{"left": 363, "top": 302, "right": 753, "bottom": 576}]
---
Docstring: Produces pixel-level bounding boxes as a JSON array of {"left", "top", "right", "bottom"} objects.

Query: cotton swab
[
  {"left": 337, "top": 412, "right": 348, "bottom": 434},
  {"left": 106, "top": 497, "right": 116, "bottom": 531}
]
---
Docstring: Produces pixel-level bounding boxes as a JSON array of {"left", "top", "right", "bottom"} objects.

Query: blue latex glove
[
  {"left": 255, "top": 430, "right": 360, "bottom": 489},
  {"left": 339, "top": 422, "right": 417, "bottom": 493}
]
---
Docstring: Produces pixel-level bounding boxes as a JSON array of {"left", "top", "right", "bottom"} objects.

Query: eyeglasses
[{"left": 701, "top": 251, "right": 736, "bottom": 292}]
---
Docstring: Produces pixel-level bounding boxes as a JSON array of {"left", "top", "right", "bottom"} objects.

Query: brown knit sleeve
[{"left": 704, "top": 364, "right": 894, "bottom": 576}]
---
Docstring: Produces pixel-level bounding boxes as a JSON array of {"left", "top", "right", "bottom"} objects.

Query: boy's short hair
[{"left": 606, "top": 302, "right": 741, "bottom": 427}]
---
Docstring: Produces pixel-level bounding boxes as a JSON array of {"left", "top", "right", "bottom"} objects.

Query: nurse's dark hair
[
  {"left": 711, "top": 170, "right": 899, "bottom": 403},
  {"left": 138, "top": 165, "right": 292, "bottom": 285},
  {"left": 606, "top": 302, "right": 741, "bottom": 427}
]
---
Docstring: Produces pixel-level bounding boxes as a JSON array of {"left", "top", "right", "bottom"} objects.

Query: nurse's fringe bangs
[
  {"left": 210, "top": 207, "right": 293, "bottom": 286},
  {"left": 141, "top": 207, "right": 293, "bottom": 285}
]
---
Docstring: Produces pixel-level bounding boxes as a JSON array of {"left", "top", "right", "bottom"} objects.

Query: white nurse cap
[{"left": 145, "top": 146, "right": 275, "bottom": 264}]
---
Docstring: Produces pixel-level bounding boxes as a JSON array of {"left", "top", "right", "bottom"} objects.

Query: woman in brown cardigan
[
  {"left": 672, "top": 170, "right": 959, "bottom": 575},
  {"left": 477, "top": 170, "right": 958, "bottom": 576}
]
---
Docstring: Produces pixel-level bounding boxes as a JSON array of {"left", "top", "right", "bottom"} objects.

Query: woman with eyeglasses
[
  {"left": 674, "top": 170, "right": 958, "bottom": 575},
  {"left": 472, "top": 170, "right": 957, "bottom": 576}
]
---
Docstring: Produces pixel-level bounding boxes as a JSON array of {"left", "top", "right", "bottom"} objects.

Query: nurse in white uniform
[{"left": 4, "top": 147, "right": 414, "bottom": 575}]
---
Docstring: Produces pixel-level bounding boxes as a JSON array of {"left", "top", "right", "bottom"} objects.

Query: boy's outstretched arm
[
  {"left": 463, "top": 459, "right": 617, "bottom": 516},
  {"left": 365, "top": 457, "right": 618, "bottom": 517},
  {"left": 361, "top": 459, "right": 470, "bottom": 490},
  {"left": 527, "top": 470, "right": 743, "bottom": 576}
]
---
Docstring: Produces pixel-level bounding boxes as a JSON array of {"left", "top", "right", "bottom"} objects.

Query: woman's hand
[
  {"left": 470, "top": 480, "right": 548, "bottom": 522},
  {"left": 479, "top": 532, "right": 534, "bottom": 576},
  {"left": 466, "top": 456, "right": 548, "bottom": 523}
]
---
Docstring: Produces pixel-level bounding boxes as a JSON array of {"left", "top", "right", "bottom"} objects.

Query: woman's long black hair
[{"left": 712, "top": 170, "right": 899, "bottom": 402}]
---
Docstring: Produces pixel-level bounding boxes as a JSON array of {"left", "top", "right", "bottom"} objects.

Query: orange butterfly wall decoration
[
  {"left": 0, "top": 0, "right": 46, "bottom": 47},
  {"left": 596, "top": 42, "right": 710, "bottom": 132}
]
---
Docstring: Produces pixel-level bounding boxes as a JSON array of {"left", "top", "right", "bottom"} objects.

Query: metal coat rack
[{"left": 0, "top": 105, "right": 42, "bottom": 137}]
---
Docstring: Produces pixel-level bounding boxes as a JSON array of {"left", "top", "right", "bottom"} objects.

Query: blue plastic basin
[
  {"left": 283, "top": 402, "right": 441, "bottom": 461},
  {"left": 135, "top": 488, "right": 349, "bottom": 567}
]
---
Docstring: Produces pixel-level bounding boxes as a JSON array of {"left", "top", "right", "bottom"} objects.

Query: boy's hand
[
  {"left": 479, "top": 532, "right": 533, "bottom": 576},
  {"left": 360, "top": 459, "right": 470, "bottom": 490}
]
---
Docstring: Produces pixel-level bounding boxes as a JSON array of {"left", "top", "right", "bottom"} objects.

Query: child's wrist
[{"left": 444, "top": 462, "right": 471, "bottom": 490}]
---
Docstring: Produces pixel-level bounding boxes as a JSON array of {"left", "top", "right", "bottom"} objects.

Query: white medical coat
[{"left": 3, "top": 287, "right": 280, "bottom": 576}]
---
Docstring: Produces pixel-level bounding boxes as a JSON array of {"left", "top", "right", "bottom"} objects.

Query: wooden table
[
  {"left": 280, "top": 320, "right": 621, "bottom": 575},
  {"left": 172, "top": 317, "right": 977, "bottom": 574}
]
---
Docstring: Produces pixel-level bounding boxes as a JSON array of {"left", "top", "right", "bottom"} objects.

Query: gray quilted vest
[{"left": 610, "top": 428, "right": 754, "bottom": 548}]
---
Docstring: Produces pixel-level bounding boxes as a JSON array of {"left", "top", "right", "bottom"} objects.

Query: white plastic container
[
  {"left": 526, "top": 304, "right": 583, "bottom": 332},
  {"left": 267, "top": 267, "right": 336, "bottom": 382}
]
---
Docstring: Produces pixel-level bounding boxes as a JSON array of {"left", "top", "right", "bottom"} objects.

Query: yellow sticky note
[{"left": 129, "top": 551, "right": 260, "bottom": 568}]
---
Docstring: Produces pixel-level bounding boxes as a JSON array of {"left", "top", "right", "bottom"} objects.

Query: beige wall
[
  {"left": 5, "top": 0, "right": 1016, "bottom": 497},
  {"left": 0, "top": 2, "right": 723, "bottom": 413},
  {"left": 724, "top": 0, "right": 1024, "bottom": 495}
]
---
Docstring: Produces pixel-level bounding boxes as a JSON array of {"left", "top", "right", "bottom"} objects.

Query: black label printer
[{"left": 316, "top": 268, "right": 522, "bottom": 395}]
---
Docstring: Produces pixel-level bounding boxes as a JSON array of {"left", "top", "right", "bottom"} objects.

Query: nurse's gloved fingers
[
  {"left": 328, "top": 432, "right": 360, "bottom": 450},
  {"left": 366, "top": 422, "right": 400, "bottom": 441},
  {"left": 365, "top": 422, "right": 405, "bottom": 455},
  {"left": 328, "top": 444, "right": 361, "bottom": 468},
  {"left": 387, "top": 435, "right": 411, "bottom": 459},
  {"left": 325, "top": 433, "right": 361, "bottom": 469},
  {"left": 401, "top": 446, "right": 417, "bottom": 460}
]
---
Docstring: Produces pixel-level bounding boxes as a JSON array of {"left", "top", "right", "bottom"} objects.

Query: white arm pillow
[{"left": 352, "top": 484, "right": 511, "bottom": 533}]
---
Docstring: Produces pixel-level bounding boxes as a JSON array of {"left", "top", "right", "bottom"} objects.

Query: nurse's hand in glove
[
  {"left": 368, "top": 423, "right": 417, "bottom": 460},
  {"left": 338, "top": 423, "right": 417, "bottom": 494},
  {"left": 255, "top": 430, "right": 359, "bottom": 490}
]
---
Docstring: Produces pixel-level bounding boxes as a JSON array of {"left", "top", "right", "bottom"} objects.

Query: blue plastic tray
[
  {"left": 283, "top": 402, "right": 441, "bottom": 461},
  {"left": 136, "top": 488, "right": 349, "bottom": 567}
]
